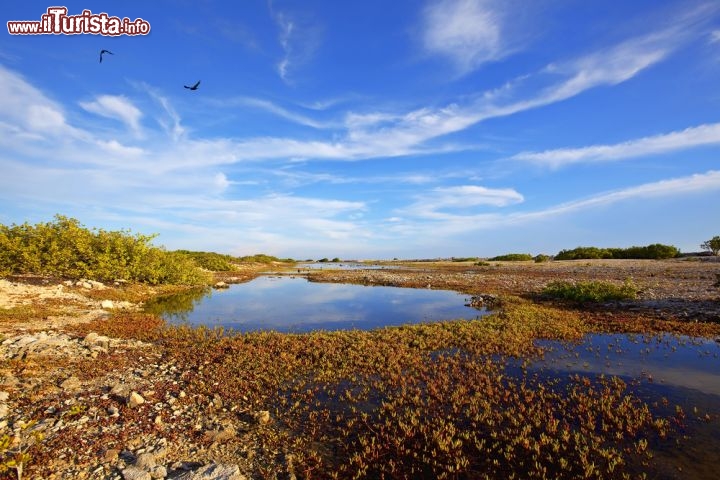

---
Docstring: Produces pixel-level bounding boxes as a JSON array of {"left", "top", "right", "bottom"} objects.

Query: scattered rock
[
  {"left": 174, "top": 463, "right": 246, "bottom": 480},
  {"left": 135, "top": 452, "right": 157, "bottom": 470},
  {"left": 253, "top": 410, "right": 271, "bottom": 425},
  {"left": 84, "top": 332, "right": 110, "bottom": 349},
  {"left": 101, "top": 300, "right": 115, "bottom": 309},
  {"left": 151, "top": 465, "right": 168, "bottom": 479},
  {"left": 213, "top": 282, "right": 229, "bottom": 289},
  {"left": 60, "top": 376, "right": 81, "bottom": 391},
  {"left": 203, "top": 427, "right": 235, "bottom": 444},
  {"left": 103, "top": 448, "right": 120, "bottom": 463},
  {"left": 122, "top": 466, "right": 152, "bottom": 480},
  {"left": 128, "top": 391, "right": 145, "bottom": 408},
  {"left": 88, "top": 280, "right": 106, "bottom": 290}
]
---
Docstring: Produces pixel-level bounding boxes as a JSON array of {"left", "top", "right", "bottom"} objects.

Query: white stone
[
  {"left": 128, "top": 391, "right": 145, "bottom": 408},
  {"left": 135, "top": 452, "right": 156, "bottom": 469},
  {"left": 122, "top": 466, "right": 151, "bottom": 480},
  {"left": 175, "top": 463, "right": 246, "bottom": 480}
]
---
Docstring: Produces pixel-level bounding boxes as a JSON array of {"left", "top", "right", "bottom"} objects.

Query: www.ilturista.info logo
[{"left": 7, "top": 7, "right": 150, "bottom": 36}]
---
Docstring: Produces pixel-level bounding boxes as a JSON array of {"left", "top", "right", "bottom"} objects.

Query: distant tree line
[
  {"left": 488, "top": 253, "right": 534, "bottom": 261},
  {"left": 554, "top": 244, "right": 679, "bottom": 260},
  {"left": 175, "top": 251, "right": 294, "bottom": 271}
]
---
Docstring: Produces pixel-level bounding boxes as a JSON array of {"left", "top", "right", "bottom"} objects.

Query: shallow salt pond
[
  {"left": 521, "top": 333, "right": 720, "bottom": 479},
  {"left": 145, "top": 275, "right": 486, "bottom": 332},
  {"left": 531, "top": 333, "right": 720, "bottom": 396}
]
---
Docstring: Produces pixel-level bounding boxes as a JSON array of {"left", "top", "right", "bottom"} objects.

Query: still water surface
[
  {"left": 145, "top": 275, "right": 486, "bottom": 332},
  {"left": 521, "top": 333, "right": 720, "bottom": 479}
]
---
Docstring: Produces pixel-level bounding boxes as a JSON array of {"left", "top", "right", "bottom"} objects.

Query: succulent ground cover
[{"left": 0, "top": 259, "right": 718, "bottom": 478}]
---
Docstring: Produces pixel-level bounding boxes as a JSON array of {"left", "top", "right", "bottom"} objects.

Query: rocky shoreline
[
  {"left": 0, "top": 259, "right": 719, "bottom": 478},
  {"left": 306, "top": 258, "right": 720, "bottom": 322}
]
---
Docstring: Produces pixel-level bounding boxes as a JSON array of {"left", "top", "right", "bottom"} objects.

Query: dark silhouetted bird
[
  {"left": 184, "top": 80, "right": 201, "bottom": 91},
  {"left": 99, "top": 49, "right": 113, "bottom": 63}
]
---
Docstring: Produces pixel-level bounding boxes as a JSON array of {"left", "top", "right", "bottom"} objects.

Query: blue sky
[{"left": 1, "top": 0, "right": 719, "bottom": 259}]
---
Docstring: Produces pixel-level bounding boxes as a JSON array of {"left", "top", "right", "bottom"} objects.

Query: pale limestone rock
[{"left": 128, "top": 391, "right": 145, "bottom": 408}]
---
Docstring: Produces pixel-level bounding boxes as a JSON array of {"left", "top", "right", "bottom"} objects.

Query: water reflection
[
  {"left": 143, "top": 287, "right": 209, "bottom": 323},
  {"left": 521, "top": 333, "right": 720, "bottom": 479},
  {"left": 145, "top": 275, "right": 485, "bottom": 333},
  {"left": 530, "top": 333, "right": 720, "bottom": 396}
]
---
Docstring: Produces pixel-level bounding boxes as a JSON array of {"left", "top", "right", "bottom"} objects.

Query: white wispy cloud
[
  {"left": 274, "top": 10, "right": 294, "bottom": 82},
  {"left": 392, "top": 170, "right": 720, "bottom": 238},
  {"left": 95, "top": 139, "right": 145, "bottom": 157},
  {"left": 512, "top": 123, "right": 720, "bottom": 168},
  {"left": 711, "top": 30, "right": 720, "bottom": 43},
  {"left": 134, "top": 82, "right": 186, "bottom": 141},
  {"left": 335, "top": 26, "right": 683, "bottom": 160},
  {"left": 518, "top": 170, "right": 720, "bottom": 221},
  {"left": 0, "top": 64, "right": 84, "bottom": 140},
  {"left": 422, "top": 0, "right": 512, "bottom": 74},
  {"left": 218, "top": 96, "right": 335, "bottom": 129},
  {"left": 79, "top": 95, "right": 143, "bottom": 134},
  {"left": 268, "top": 3, "right": 321, "bottom": 84},
  {"left": 91, "top": 25, "right": 680, "bottom": 171},
  {"left": 402, "top": 185, "right": 524, "bottom": 220}
]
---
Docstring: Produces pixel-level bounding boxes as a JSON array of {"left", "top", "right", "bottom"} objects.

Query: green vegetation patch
[
  {"left": 542, "top": 280, "right": 638, "bottom": 303},
  {"left": 237, "top": 254, "right": 294, "bottom": 264},
  {"left": 174, "top": 250, "right": 237, "bottom": 271},
  {"left": 555, "top": 244, "right": 679, "bottom": 260},
  {"left": 0, "top": 215, "right": 211, "bottom": 285},
  {"left": 489, "top": 253, "right": 534, "bottom": 261}
]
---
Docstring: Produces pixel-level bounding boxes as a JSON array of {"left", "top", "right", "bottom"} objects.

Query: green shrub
[
  {"left": 555, "top": 247, "right": 613, "bottom": 260},
  {"left": 237, "top": 254, "right": 294, "bottom": 264},
  {"left": 0, "top": 215, "right": 211, "bottom": 285},
  {"left": 701, "top": 236, "right": 720, "bottom": 256},
  {"left": 541, "top": 280, "right": 638, "bottom": 303},
  {"left": 555, "top": 244, "right": 679, "bottom": 260},
  {"left": 175, "top": 250, "right": 236, "bottom": 271},
  {"left": 533, "top": 254, "right": 551, "bottom": 263},
  {"left": 489, "top": 253, "right": 533, "bottom": 261},
  {"left": 452, "top": 257, "right": 479, "bottom": 262}
]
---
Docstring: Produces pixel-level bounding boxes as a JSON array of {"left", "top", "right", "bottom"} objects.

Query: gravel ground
[{"left": 307, "top": 258, "right": 720, "bottom": 322}]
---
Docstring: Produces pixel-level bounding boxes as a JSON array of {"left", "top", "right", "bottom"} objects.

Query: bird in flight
[
  {"left": 184, "top": 80, "right": 201, "bottom": 91},
  {"left": 99, "top": 49, "right": 114, "bottom": 63}
]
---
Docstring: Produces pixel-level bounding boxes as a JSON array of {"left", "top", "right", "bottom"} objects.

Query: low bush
[
  {"left": 175, "top": 250, "right": 236, "bottom": 271},
  {"left": 556, "top": 244, "right": 679, "bottom": 260},
  {"left": 0, "top": 215, "right": 211, "bottom": 285},
  {"left": 534, "top": 254, "right": 551, "bottom": 263},
  {"left": 541, "top": 280, "right": 638, "bottom": 303},
  {"left": 237, "top": 254, "right": 294, "bottom": 264},
  {"left": 489, "top": 253, "right": 533, "bottom": 261}
]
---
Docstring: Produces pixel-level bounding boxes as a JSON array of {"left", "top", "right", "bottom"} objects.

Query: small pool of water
[
  {"left": 145, "top": 276, "right": 486, "bottom": 333},
  {"left": 530, "top": 333, "right": 720, "bottom": 395},
  {"left": 517, "top": 333, "right": 720, "bottom": 480}
]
